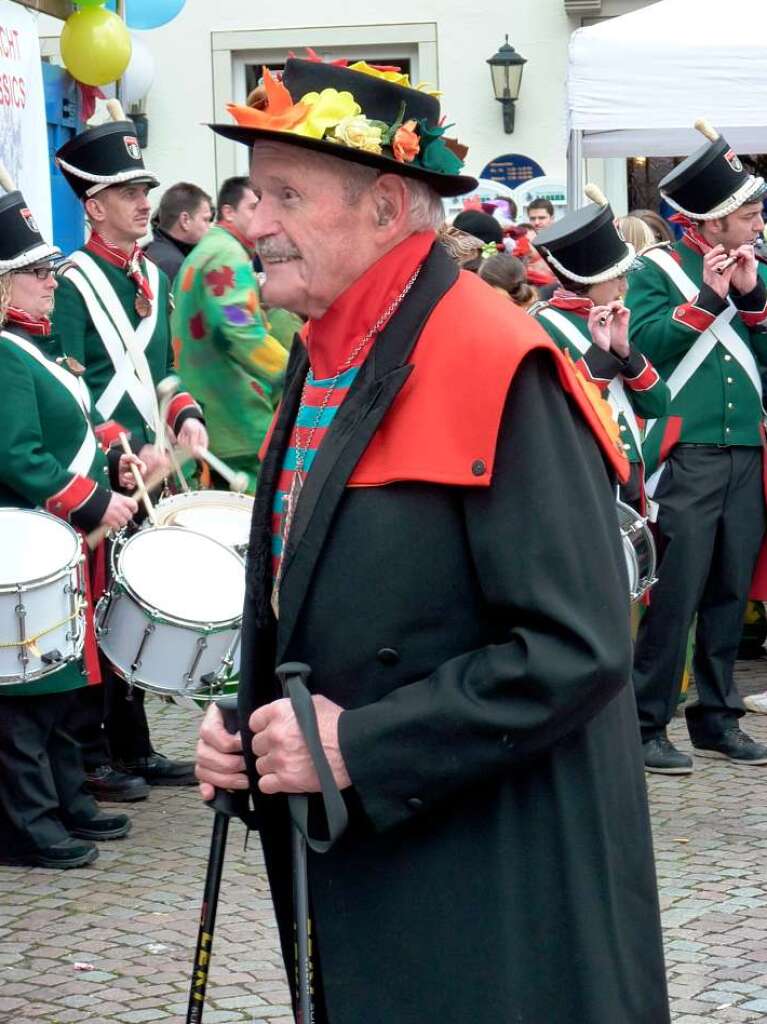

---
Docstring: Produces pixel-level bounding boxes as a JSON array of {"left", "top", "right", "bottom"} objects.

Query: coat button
[
  {"left": 376, "top": 647, "right": 400, "bottom": 665},
  {"left": 471, "top": 459, "right": 486, "bottom": 477},
  {"left": 501, "top": 733, "right": 513, "bottom": 747},
  {"left": 407, "top": 797, "right": 423, "bottom": 810}
]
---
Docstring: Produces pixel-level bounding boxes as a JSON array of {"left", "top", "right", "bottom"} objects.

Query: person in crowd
[
  {"left": 0, "top": 187, "right": 144, "bottom": 868},
  {"left": 173, "top": 176, "right": 290, "bottom": 492},
  {"left": 531, "top": 186, "right": 669, "bottom": 511},
  {"left": 628, "top": 121, "right": 767, "bottom": 773},
  {"left": 52, "top": 118, "right": 208, "bottom": 800},
  {"left": 194, "top": 55, "right": 670, "bottom": 1024},
  {"left": 526, "top": 196, "right": 555, "bottom": 232},
  {"left": 143, "top": 181, "right": 213, "bottom": 284},
  {"left": 477, "top": 251, "right": 538, "bottom": 309},
  {"left": 618, "top": 214, "right": 655, "bottom": 254},
  {"left": 630, "top": 207, "right": 676, "bottom": 246}
]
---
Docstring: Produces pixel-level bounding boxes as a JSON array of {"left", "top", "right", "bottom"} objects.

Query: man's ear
[
  {"left": 372, "top": 174, "right": 409, "bottom": 230},
  {"left": 178, "top": 210, "right": 191, "bottom": 231},
  {"left": 84, "top": 196, "right": 104, "bottom": 225}
]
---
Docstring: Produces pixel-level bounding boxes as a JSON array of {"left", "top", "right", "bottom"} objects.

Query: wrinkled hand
[
  {"left": 177, "top": 419, "right": 208, "bottom": 453},
  {"left": 137, "top": 444, "right": 171, "bottom": 481},
  {"left": 702, "top": 244, "right": 738, "bottom": 298},
  {"left": 195, "top": 703, "right": 248, "bottom": 802},
  {"left": 587, "top": 305, "right": 613, "bottom": 351},
  {"left": 730, "top": 243, "right": 758, "bottom": 295},
  {"left": 608, "top": 302, "right": 631, "bottom": 359},
  {"left": 117, "top": 452, "right": 147, "bottom": 491},
  {"left": 101, "top": 492, "right": 138, "bottom": 530},
  {"left": 250, "top": 696, "right": 351, "bottom": 795}
]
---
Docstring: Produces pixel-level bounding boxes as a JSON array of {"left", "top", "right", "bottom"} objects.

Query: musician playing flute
[
  {"left": 627, "top": 121, "right": 767, "bottom": 774},
  {"left": 0, "top": 188, "right": 145, "bottom": 868},
  {"left": 51, "top": 119, "right": 208, "bottom": 798},
  {"left": 530, "top": 185, "right": 669, "bottom": 511}
]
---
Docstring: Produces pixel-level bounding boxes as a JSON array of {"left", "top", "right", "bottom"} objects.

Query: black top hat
[
  {"left": 533, "top": 186, "right": 638, "bottom": 286},
  {"left": 660, "top": 122, "right": 766, "bottom": 220},
  {"left": 56, "top": 120, "right": 159, "bottom": 201},
  {"left": 210, "top": 56, "right": 478, "bottom": 198},
  {"left": 0, "top": 191, "right": 61, "bottom": 274},
  {"left": 452, "top": 210, "right": 503, "bottom": 245}
]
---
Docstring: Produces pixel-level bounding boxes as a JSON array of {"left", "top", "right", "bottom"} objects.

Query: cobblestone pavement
[{"left": 1, "top": 664, "right": 767, "bottom": 1023}]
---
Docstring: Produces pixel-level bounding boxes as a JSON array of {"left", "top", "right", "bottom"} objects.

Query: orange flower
[
  {"left": 392, "top": 120, "right": 419, "bottom": 163},
  {"left": 227, "top": 67, "right": 309, "bottom": 132}
]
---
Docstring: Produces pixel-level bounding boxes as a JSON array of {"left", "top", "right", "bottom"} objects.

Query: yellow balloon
[{"left": 61, "top": 9, "right": 132, "bottom": 87}]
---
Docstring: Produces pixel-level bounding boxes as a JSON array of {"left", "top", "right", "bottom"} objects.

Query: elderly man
[{"left": 196, "top": 56, "right": 669, "bottom": 1024}]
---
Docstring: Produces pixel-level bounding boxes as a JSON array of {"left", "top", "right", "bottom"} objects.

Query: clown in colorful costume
[
  {"left": 531, "top": 185, "right": 669, "bottom": 510},
  {"left": 173, "top": 212, "right": 289, "bottom": 491},
  {"left": 627, "top": 121, "right": 767, "bottom": 775}
]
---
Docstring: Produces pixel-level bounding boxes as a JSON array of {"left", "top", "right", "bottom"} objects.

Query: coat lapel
[{"left": 272, "top": 242, "right": 459, "bottom": 663}]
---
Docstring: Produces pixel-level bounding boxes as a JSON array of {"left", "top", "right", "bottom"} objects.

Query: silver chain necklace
[{"left": 271, "top": 265, "right": 421, "bottom": 617}]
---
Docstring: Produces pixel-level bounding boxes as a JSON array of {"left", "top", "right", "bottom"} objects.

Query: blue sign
[{"left": 480, "top": 153, "right": 545, "bottom": 190}]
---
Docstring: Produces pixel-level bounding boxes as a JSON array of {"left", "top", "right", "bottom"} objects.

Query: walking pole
[
  {"left": 275, "top": 663, "right": 349, "bottom": 1024},
  {"left": 186, "top": 696, "right": 250, "bottom": 1024}
]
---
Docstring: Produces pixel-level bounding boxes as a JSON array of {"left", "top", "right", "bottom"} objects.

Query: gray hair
[
  {"left": 0, "top": 274, "right": 12, "bottom": 327},
  {"left": 339, "top": 161, "right": 444, "bottom": 231}
]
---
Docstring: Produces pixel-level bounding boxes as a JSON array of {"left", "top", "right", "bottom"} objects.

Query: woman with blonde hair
[{"left": 617, "top": 215, "right": 655, "bottom": 254}]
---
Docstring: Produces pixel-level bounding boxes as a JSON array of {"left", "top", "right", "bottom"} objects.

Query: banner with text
[{"left": 0, "top": 1, "right": 52, "bottom": 239}]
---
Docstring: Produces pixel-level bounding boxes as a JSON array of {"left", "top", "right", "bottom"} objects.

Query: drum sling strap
[
  {"left": 0, "top": 329, "right": 97, "bottom": 476},
  {"left": 536, "top": 306, "right": 644, "bottom": 456},
  {"left": 63, "top": 251, "right": 161, "bottom": 434}
]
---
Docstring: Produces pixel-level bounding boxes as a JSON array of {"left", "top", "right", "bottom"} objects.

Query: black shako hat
[
  {"left": 0, "top": 191, "right": 61, "bottom": 274},
  {"left": 660, "top": 119, "right": 767, "bottom": 220},
  {"left": 210, "top": 56, "right": 478, "bottom": 198},
  {"left": 533, "top": 184, "right": 639, "bottom": 286},
  {"left": 55, "top": 120, "right": 159, "bottom": 201}
]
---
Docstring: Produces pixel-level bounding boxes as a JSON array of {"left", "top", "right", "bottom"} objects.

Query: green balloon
[{"left": 75, "top": 0, "right": 107, "bottom": 7}]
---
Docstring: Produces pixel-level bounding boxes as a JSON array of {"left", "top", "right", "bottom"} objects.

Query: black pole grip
[{"left": 206, "top": 695, "right": 251, "bottom": 820}]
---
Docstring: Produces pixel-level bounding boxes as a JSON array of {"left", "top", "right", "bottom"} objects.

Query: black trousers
[
  {"left": 67, "top": 660, "right": 153, "bottom": 771},
  {"left": 633, "top": 445, "right": 766, "bottom": 741},
  {"left": 0, "top": 690, "right": 99, "bottom": 853}
]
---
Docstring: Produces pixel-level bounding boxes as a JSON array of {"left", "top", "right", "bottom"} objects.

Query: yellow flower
[
  {"left": 332, "top": 115, "right": 383, "bottom": 154},
  {"left": 347, "top": 60, "right": 412, "bottom": 88},
  {"left": 295, "top": 88, "right": 360, "bottom": 138}
]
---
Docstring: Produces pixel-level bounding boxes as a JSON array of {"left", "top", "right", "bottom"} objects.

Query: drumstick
[
  {"left": 195, "top": 447, "right": 249, "bottom": 493},
  {"left": 119, "top": 432, "right": 158, "bottom": 525},
  {"left": 156, "top": 375, "right": 191, "bottom": 493},
  {"left": 85, "top": 458, "right": 179, "bottom": 549}
]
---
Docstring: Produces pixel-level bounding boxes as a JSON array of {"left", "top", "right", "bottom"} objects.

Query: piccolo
[
  {"left": 716, "top": 254, "right": 741, "bottom": 275},
  {"left": 597, "top": 313, "right": 614, "bottom": 328}
]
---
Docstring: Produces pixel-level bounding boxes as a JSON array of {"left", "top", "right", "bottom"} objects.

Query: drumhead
[
  {"left": 117, "top": 527, "right": 245, "bottom": 624},
  {"left": 0, "top": 508, "right": 79, "bottom": 587},
  {"left": 153, "top": 491, "right": 253, "bottom": 548}
]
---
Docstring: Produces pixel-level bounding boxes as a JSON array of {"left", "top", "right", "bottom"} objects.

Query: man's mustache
[{"left": 257, "top": 238, "right": 302, "bottom": 261}]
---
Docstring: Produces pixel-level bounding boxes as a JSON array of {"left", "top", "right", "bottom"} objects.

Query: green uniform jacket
[
  {"left": 172, "top": 225, "right": 288, "bottom": 463},
  {"left": 0, "top": 326, "right": 119, "bottom": 696},
  {"left": 533, "top": 304, "right": 669, "bottom": 463},
  {"left": 51, "top": 249, "right": 201, "bottom": 449},
  {"left": 626, "top": 240, "right": 767, "bottom": 473}
]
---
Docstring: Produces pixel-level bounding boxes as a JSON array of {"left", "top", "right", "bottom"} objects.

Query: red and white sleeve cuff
[
  {"left": 166, "top": 392, "right": 204, "bottom": 434},
  {"left": 623, "top": 356, "right": 661, "bottom": 393},
  {"left": 94, "top": 420, "right": 126, "bottom": 451},
  {"left": 672, "top": 303, "right": 717, "bottom": 332},
  {"left": 574, "top": 357, "right": 610, "bottom": 389},
  {"left": 46, "top": 475, "right": 99, "bottom": 521}
]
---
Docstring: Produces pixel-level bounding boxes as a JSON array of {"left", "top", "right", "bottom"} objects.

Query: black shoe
[
  {"left": 693, "top": 728, "right": 767, "bottom": 766},
  {"left": 643, "top": 735, "right": 694, "bottom": 775},
  {"left": 85, "top": 765, "right": 150, "bottom": 802},
  {"left": 116, "top": 752, "right": 197, "bottom": 787},
  {"left": 0, "top": 837, "right": 98, "bottom": 870},
  {"left": 69, "top": 813, "right": 132, "bottom": 841}
]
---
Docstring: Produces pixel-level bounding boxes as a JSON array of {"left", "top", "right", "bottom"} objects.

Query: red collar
[
  {"left": 5, "top": 306, "right": 51, "bottom": 336},
  {"left": 669, "top": 214, "right": 711, "bottom": 256},
  {"left": 549, "top": 289, "right": 593, "bottom": 319},
  {"left": 86, "top": 232, "right": 154, "bottom": 301},
  {"left": 304, "top": 231, "right": 435, "bottom": 379},
  {"left": 218, "top": 222, "right": 255, "bottom": 256}
]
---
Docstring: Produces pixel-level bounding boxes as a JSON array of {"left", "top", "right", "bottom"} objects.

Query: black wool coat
[{"left": 238, "top": 246, "right": 670, "bottom": 1024}]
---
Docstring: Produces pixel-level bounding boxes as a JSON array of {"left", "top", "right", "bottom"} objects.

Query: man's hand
[
  {"left": 117, "top": 452, "right": 147, "bottom": 491},
  {"left": 137, "top": 444, "right": 171, "bottom": 481},
  {"left": 195, "top": 703, "right": 249, "bottom": 802},
  {"left": 250, "top": 696, "right": 351, "bottom": 795},
  {"left": 730, "top": 243, "right": 759, "bottom": 295},
  {"left": 608, "top": 303, "right": 631, "bottom": 359},
  {"left": 177, "top": 418, "right": 209, "bottom": 453},
  {"left": 101, "top": 493, "right": 138, "bottom": 530},
  {"left": 587, "top": 306, "right": 613, "bottom": 351},
  {"left": 702, "top": 244, "right": 738, "bottom": 298}
]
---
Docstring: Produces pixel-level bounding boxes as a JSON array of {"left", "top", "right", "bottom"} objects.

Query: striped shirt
[{"left": 272, "top": 365, "right": 361, "bottom": 578}]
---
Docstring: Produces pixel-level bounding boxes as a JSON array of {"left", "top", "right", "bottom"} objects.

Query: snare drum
[
  {"left": 617, "top": 500, "right": 657, "bottom": 602},
  {"left": 96, "top": 527, "right": 245, "bottom": 696},
  {"left": 0, "top": 508, "right": 85, "bottom": 684},
  {"left": 150, "top": 490, "right": 254, "bottom": 554}
]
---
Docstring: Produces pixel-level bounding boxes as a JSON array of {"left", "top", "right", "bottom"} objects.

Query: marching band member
[
  {"left": 628, "top": 121, "right": 767, "bottom": 773},
  {"left": 0, "top": 189, "right": 142, "bottom": 868},
  {"left": 52, "top": 117, "right": 208, "bottom": 798},
  {"left": 531, "top": 186, "right": 669, "bottom": 511}
]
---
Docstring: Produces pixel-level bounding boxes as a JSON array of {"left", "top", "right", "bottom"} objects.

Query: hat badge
[
  {"left": 724, "top": 149, "right": 743, "bottom": 174},
  {"left": 20, "top": 207, "right": 39, "bottom": 233},
  {"left": 124, "top": 136, "right": 141, "bottom": 161}
]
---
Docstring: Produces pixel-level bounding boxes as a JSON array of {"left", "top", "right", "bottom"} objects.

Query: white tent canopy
[{"left": 566, "top": 0, "right": 767, "bottom": 206}]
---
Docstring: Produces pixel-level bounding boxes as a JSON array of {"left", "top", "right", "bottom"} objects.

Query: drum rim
[
  {"left": 0, "top": 650, "right": 82, "bottom": 685},
  {"left": 0, "top": 509, "right": 81, "bottom": 592}
]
